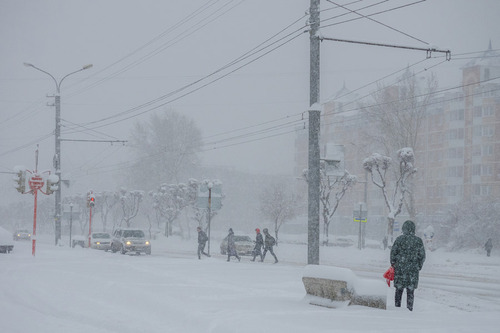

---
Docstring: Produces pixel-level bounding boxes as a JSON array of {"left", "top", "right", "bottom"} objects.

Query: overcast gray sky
[{"left": 1, "top": 0, "right": 499, "bottom": 198}]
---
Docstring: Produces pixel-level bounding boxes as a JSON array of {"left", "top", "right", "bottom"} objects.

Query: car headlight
[
  {"left": 126, "top": 241, "right": 132, "bottom": 246},
  {"left": 145, "top": 241, "right": 150, "bottom": 245},
  {"left": 96, "top": 241, "right": 101, "bottom": 245}
]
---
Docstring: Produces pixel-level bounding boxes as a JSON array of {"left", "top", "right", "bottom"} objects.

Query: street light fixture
[{"left": 24, "top": 62, "right": 93, "bottom": 245}]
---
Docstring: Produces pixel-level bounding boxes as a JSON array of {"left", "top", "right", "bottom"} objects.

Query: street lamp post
[{"left": 23, "top": 62, "right": 93, "bottom": 245}]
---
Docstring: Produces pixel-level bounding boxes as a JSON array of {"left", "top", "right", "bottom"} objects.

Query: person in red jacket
[{"left": 251, "top": 228, "right": 264, "bottom": 262}]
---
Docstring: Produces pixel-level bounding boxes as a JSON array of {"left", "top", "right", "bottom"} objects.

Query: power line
[
  {"left": 68, "top": 0, "right": 245, "bottom": 97},
  {"left": 78, "top": 25, "right": 308, "bottom": 130},
  {"left": 321, "top": 0, "right": 426, "bottom": 30},
  {"left": 325, "top": 0, "right": 428, "bottom": 44}
]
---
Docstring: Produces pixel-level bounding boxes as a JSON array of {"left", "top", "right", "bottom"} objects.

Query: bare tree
[
  {"left": 64, "top": 194, "right": 89, "bottom": 235},
  {"left": 150, "top": 183, "right": 188, "bottom": 236},
  {"left": 363, "top": 69, "right": 437, "bottom": 219},
  {"left": 363, "top": 148, "right": 417, "bottom": 244},
  {"left": 444, "top": 197, "right": 500, "bottom": 250},
  {"left": 95, "top": 191, "right": 119, "bottom": 232},
  {"left": 303, "top": 162, "right": 357, "bottom": 245},
  {"left": 259, "top": 182, "right": 302, "bottom": 245},
  {"left": 118, "top": 188, "right": 144, "bottom": 228},
  {"left": 128, "top": 110, "right": 202, "bottom": 190}
]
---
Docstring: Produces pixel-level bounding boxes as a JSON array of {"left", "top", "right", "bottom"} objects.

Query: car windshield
[
  {"left": 123, "top": 230, "right": 144, "bottom": 238},
  {"left": 234, "top": 236, "right": 251, "bottom": 242},
  {"left": 17, "top": 230, "right": 29, "bottom": 233},
  {"left": 93, "top": 233, "right": 110, "bottom": 238}
]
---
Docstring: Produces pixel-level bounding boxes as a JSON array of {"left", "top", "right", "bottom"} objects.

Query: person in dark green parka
[{"left": 390, "top": 220, "right": 426, "bottom": 311}]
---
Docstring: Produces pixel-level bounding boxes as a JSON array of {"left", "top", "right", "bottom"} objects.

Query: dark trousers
[
  {"left": 251, "top": 247, "right": 263, "bottom": 261},
  {"left": 262, "top": 247, "right": 278, "bottom": 263},
  {"left": 395, "top": 288, "right": 414, "bottom": 311},
  {"left": 198, "top": 242, "right": 209, "bottom": 259}
]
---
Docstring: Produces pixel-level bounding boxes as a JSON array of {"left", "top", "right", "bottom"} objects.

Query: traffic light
[
  {"left": 45, "top": 174, "right": 59, "bottom": 195},
  {"left": 87, "top": 191, "right": 95, "bottom": 208},
  {"left": 13, "top": 167, "right": 27, "bottom": 193}
]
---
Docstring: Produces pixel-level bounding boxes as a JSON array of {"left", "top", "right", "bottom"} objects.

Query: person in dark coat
[
  {"left": 197, "top": 226, "right": 210, "bottom": 259},
  {"left": 251, "top": 228, "right": 264, "bottom": 262},
  {"left": 390, "top": 220, "right": 426, "bottom": 311},
  {"left": 261, "top": 228, "right": 278, "bottom": 263},
  {"left": 485, "top": 238, "right": 493, "bottom": 257},
  {"left": 226, "top": 228, "right": 240, "bottom": 262}
]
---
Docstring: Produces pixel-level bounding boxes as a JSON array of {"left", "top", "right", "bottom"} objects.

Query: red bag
[{"left": 383, "top": 266, "right": 394, "bottom": 287}]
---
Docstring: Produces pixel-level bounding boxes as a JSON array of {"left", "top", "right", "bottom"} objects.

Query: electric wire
[
  {"left": 325, "top": 0, "right": 428, "bottom": 44},
  {"left": 4, "top": 2, "right": 493, "bottom": 169},
  {"left": 1, "top": 1, "right": 239, "bottom": 133},
  {"left": 321, "top": 0, "right": 426, "bottom": 30},
  {"left": 75, "top": 23, "right": 309, "bottom": 130},
  {"left": 67, "top": 0, "right": 245, "bottom": 97}
]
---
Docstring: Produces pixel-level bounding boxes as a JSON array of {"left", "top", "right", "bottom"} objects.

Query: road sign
[
  {"left": 323, "top": 144, "right": 345, "bottom": 177},
  {"left": 353, "top": 202, "right": 367, "bottom": 223},
  {"left": 29, "top": 174, "right": 44, "bottom": 191},
  {"left": 196, "top": 182, "right": 222, "bottom": 210}
]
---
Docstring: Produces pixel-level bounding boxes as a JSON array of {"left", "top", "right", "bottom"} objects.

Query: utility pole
[
  {"left": 308, "top": 0, "right": 321, "bottom": 265},
  {"left": 24, "top": 63, "right": 93, "bottom": 245}
]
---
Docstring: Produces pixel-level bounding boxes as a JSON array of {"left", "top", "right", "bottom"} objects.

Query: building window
[
  {"left": 450, "top": 108, "right": 465, "bottom": 121},
  {"left": 472, "top": 145, "right": 481, "bottom": 157},
  {"left": 481, "top": 185, "right": 491, "bottom": 196},
  {"left": 483, "top": 105, "right": 494, "bottom": 116},
  {"left": 472, "top": 164, "right": 481, "bottom": 176},
  {"left": 482, "top": 145, "right": 494, "bottom": 156},
  {"left": 474, "top": 125, "right": 495, "bottom": 137},
  {"left": 474, "top": 106, "right": 482, "bottom": 117},
  {"left": 482, "top": 165, "right": 493, "bottom": 176},
  {"left": 448, "top": 166, "right": 464, "bottom": 177},
  {"left": 473, "top": 184, "right": 481, "bottom": 196}
]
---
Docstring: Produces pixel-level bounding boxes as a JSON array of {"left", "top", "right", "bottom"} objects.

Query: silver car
[
  {"left": 110, "top": 229, "right": 151, "bottom": 255},
  {"left": 13, "top": 229, "right": 31, "bottom": 241},
  {"left": 90, "top": 232, "right": 112, "bottom": 251},
  {"left": 220, "top": 235, "right": 254, "bottom": 256}
]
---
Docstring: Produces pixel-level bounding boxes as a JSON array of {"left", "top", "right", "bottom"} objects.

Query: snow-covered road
[{"left": 1, "top": 235, "right": 499, "bottom": 332}]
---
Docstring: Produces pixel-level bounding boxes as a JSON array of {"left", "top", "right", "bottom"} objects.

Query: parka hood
[{"left": 402, "top": 220, "right": 416, "bottom": 235}]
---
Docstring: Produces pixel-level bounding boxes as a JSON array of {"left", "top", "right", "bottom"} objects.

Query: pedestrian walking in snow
[
  {"left": 261, "top": 228, "right": 278, "bottom": 263},
  {"left": 226, "top": 228, "right": 240, "bottom": 262},
  {"left": 197, "top": 226, "right": 210, "bottom": 259},
  {"left": 485, "top": 238, "right": 493, "bottom": 257},
  {"left": 390, "top": 220, "right": 426, "bottom": 311},
  {"left": 250, "top": 228, "right": 264, "bottom": 262}
]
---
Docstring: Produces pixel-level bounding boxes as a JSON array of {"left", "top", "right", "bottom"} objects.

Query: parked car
[
  {"left": 0, "top": 226, "right": 14, "bottom": 253},
  {"left": 110, "top": 229, "right": 151, "bottom": 255},
  {"left": 90, "top": 232, "right": 112, "bottom": 251},
  {"left": 13, "top": 229, "right": 31, "bottom": 241},
  {"left": 220, "top": 235, "right": 254, "bottom": 256}
]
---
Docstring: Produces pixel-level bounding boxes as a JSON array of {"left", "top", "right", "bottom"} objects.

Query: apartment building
[{"left": 294, "top": 44, "right": 500, "bottom": 234}]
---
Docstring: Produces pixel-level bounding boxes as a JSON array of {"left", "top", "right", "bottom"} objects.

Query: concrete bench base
[{"left": 302, "top": 266, "right": 387, "bottom": 310}]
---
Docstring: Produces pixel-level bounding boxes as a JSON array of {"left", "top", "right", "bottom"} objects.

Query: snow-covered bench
[{"left": 302, "top": 265, "right": 387, "bottom": 309}]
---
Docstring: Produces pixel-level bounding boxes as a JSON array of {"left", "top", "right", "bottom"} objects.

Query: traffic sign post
[
  {"left": 353, "top": 202, "right": 367, "bottom": 250},
  {"left": 196, "top": 180, "right": 222, "bottom": 256},
  {"left": 87, "top": 191, "right": 95, "bottom": 248},
  {"left": 28, "top": 172, "right": 45, "bottom": 256},
  {"left": 13, "top": 146, "right": 59, "bottom": 256}
]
